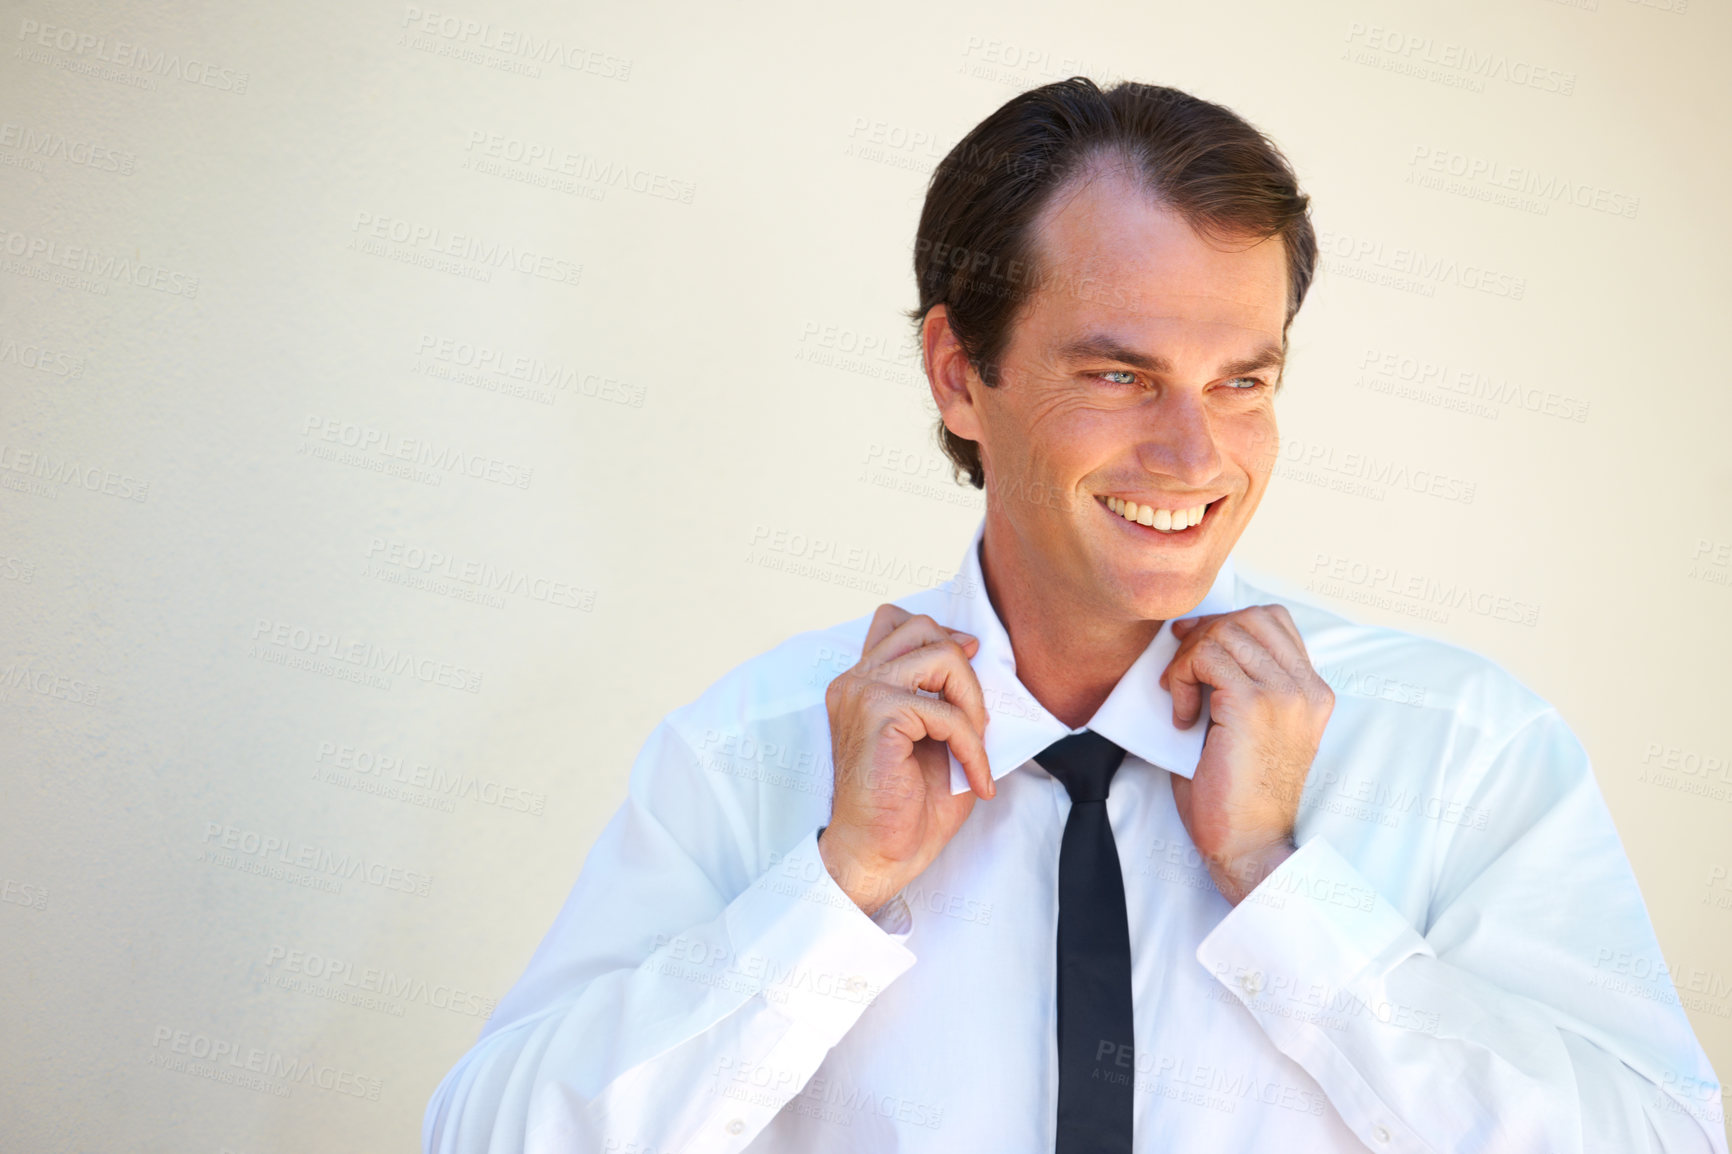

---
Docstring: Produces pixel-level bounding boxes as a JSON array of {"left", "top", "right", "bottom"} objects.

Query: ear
[{"left": 922, "top": 305, "right": 986, "bottom": 444}]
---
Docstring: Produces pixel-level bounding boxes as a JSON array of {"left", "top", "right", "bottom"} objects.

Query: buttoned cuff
[
  {"left": 725, "top": 829, "right": 918, "bottom": 1037},
  {"left": 1193, "top": 837, "right": 1440, "bottom": 1154},
  {"left": 1195, "top": 834, "right": 1432, "bottom": 1020}
]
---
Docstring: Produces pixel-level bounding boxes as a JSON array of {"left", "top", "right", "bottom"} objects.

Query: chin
[{"left": 1100, "top": 558, "right": 1213, "bottom": 622}]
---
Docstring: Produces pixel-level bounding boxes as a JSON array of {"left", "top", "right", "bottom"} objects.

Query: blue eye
[
  {"left": 1099, "top": 370, "right": 1137, "bottom": 385},
  {"left": 1227, "top": 377, "right": 1266, "bottom": 390}
]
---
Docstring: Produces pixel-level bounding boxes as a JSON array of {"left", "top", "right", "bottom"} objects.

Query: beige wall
[{"left": 1, "top": 0, "right": 1727, "bottom": 1149}]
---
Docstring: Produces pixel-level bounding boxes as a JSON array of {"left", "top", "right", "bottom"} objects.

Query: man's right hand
[{"left": 818, "top": 604, "right": 994, "bottom": 917}]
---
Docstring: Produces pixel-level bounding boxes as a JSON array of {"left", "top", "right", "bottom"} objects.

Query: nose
[{"left": 1132, "top": 388, "right": 1221, "bottom": 487}]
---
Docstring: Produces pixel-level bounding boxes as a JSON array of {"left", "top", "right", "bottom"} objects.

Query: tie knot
[{"left": 1035, "top": 730, "right": 1126, "bottom": 804}]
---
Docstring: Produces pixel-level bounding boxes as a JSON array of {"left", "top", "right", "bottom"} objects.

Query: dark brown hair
[{"left": 909, "top": 77, "right": 1317, "bottom": 489}]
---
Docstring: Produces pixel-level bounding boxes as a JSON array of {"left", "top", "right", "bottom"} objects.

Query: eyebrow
[{"left": 1056, "top": 335, "right": 1286, "bottom": 378}]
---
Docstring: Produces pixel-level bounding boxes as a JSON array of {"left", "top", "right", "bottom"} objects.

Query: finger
[
  {"left": 876, "top": 641, "right": 990, "bottom": 737},
  {"left": 1161, "top": 613, "right": 1222, "bottom": 690},
  {"left": 1164, "top": 613, "right": 1289, "bottom": 689},
  {"left": 1224, "top": 608, "right": 1313, "bottom": 683},
  {"left": 1259, "top": 603, "right": 1308, "bottom": 653},
  {"left": 1206, "top": 619, "right": 1291, "bottom": 685},
  {"left": 892, "top": 692, "right": 994, "bottom": 799},
  {"left": 1161, "top": 613, "right": 1216, "bottom": 691},
  {"left": 863, "top": 603, "right": 913, "bottom": 653},
  {"left": 864, "top": 612, "right": 977, "bottom": 670},
  {"left": 1164, "top": 632, "right": 1254, "bottom": 727},
  {"left": 1169, "top": 611, "right": 1225, "bottom": 638}
]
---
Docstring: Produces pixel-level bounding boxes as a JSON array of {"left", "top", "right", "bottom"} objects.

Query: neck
[{"left": 978, "top": 508, "right": 1162, "bottom": 730}]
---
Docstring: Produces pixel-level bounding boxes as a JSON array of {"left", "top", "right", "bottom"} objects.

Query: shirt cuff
[
  {"left": 1195, "top": 834, "right": 1433, "bottom": 1022},
  {"left": 725, "top": 828, "right": 918, "bottom": 1038}
]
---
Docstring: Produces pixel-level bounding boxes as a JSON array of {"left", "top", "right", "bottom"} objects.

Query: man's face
[{"left": 943, "top": 166, "right": 1289, "bottom": 622}]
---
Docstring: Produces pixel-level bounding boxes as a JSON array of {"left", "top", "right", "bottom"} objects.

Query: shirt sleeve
[
  {"left": 1195, "top": 705, "right": 1728, "bottom": 1154},
  {"left": 422, "top": 718, "right": 918, "bottom": 1154}
]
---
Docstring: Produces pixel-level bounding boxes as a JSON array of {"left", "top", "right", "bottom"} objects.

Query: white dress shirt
[{"left": 424, "top": 517, "right": 1727, "bottom": 1153}]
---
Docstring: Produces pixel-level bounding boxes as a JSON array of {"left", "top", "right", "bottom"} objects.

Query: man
[{"left": 424, "top": 78, "right": 1726, "bottom": 1153}]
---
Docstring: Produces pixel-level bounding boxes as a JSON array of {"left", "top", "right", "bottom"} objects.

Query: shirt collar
[{"left": 926, "top": 516, "right": 1239, "bottom": 795}]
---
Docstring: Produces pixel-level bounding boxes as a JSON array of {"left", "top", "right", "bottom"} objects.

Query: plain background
[{"left": 1, "top": 0, "right": 1728, "bottom": 1150}]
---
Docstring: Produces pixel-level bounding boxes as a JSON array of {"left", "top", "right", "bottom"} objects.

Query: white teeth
[{"left": 1104, "top": 496, "right": 1208, "bottom": 532}]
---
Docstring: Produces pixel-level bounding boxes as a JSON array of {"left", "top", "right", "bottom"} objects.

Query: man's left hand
[{"left": 1159, "top": 605, "right": 1334, "bottom": 906}]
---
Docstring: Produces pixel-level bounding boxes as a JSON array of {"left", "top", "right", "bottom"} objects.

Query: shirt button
[
  {"left": 1373, "top": 1123, "right": 1391, "bottom": 1143},
  {"left": 727, "top": 1118, "right": 745, "bottom": 1135},
  {"left": 1240, "top": 970, "right": 1264, "bottom": 996}
]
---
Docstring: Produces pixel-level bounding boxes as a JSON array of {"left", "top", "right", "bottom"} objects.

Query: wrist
[
  {"left": 817, "top": 825, "right": 902, "bottom": 917},
  {"left": 1208, "top": 835, "right": 1297, "bottom": 907}
]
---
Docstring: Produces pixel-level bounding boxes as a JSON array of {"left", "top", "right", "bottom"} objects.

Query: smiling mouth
[{"left": 1098, "top": 494, "right": 1223, "bottom": 534}]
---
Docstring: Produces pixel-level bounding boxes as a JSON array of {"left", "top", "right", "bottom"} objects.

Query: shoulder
[{"left": 1234, "top": 566, "right": 1555, "bottom": 744}]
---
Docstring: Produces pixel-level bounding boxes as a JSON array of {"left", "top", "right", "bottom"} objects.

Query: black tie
[{"left": 1037, "top": 730, "right": 1134, "bottom": 1154}]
